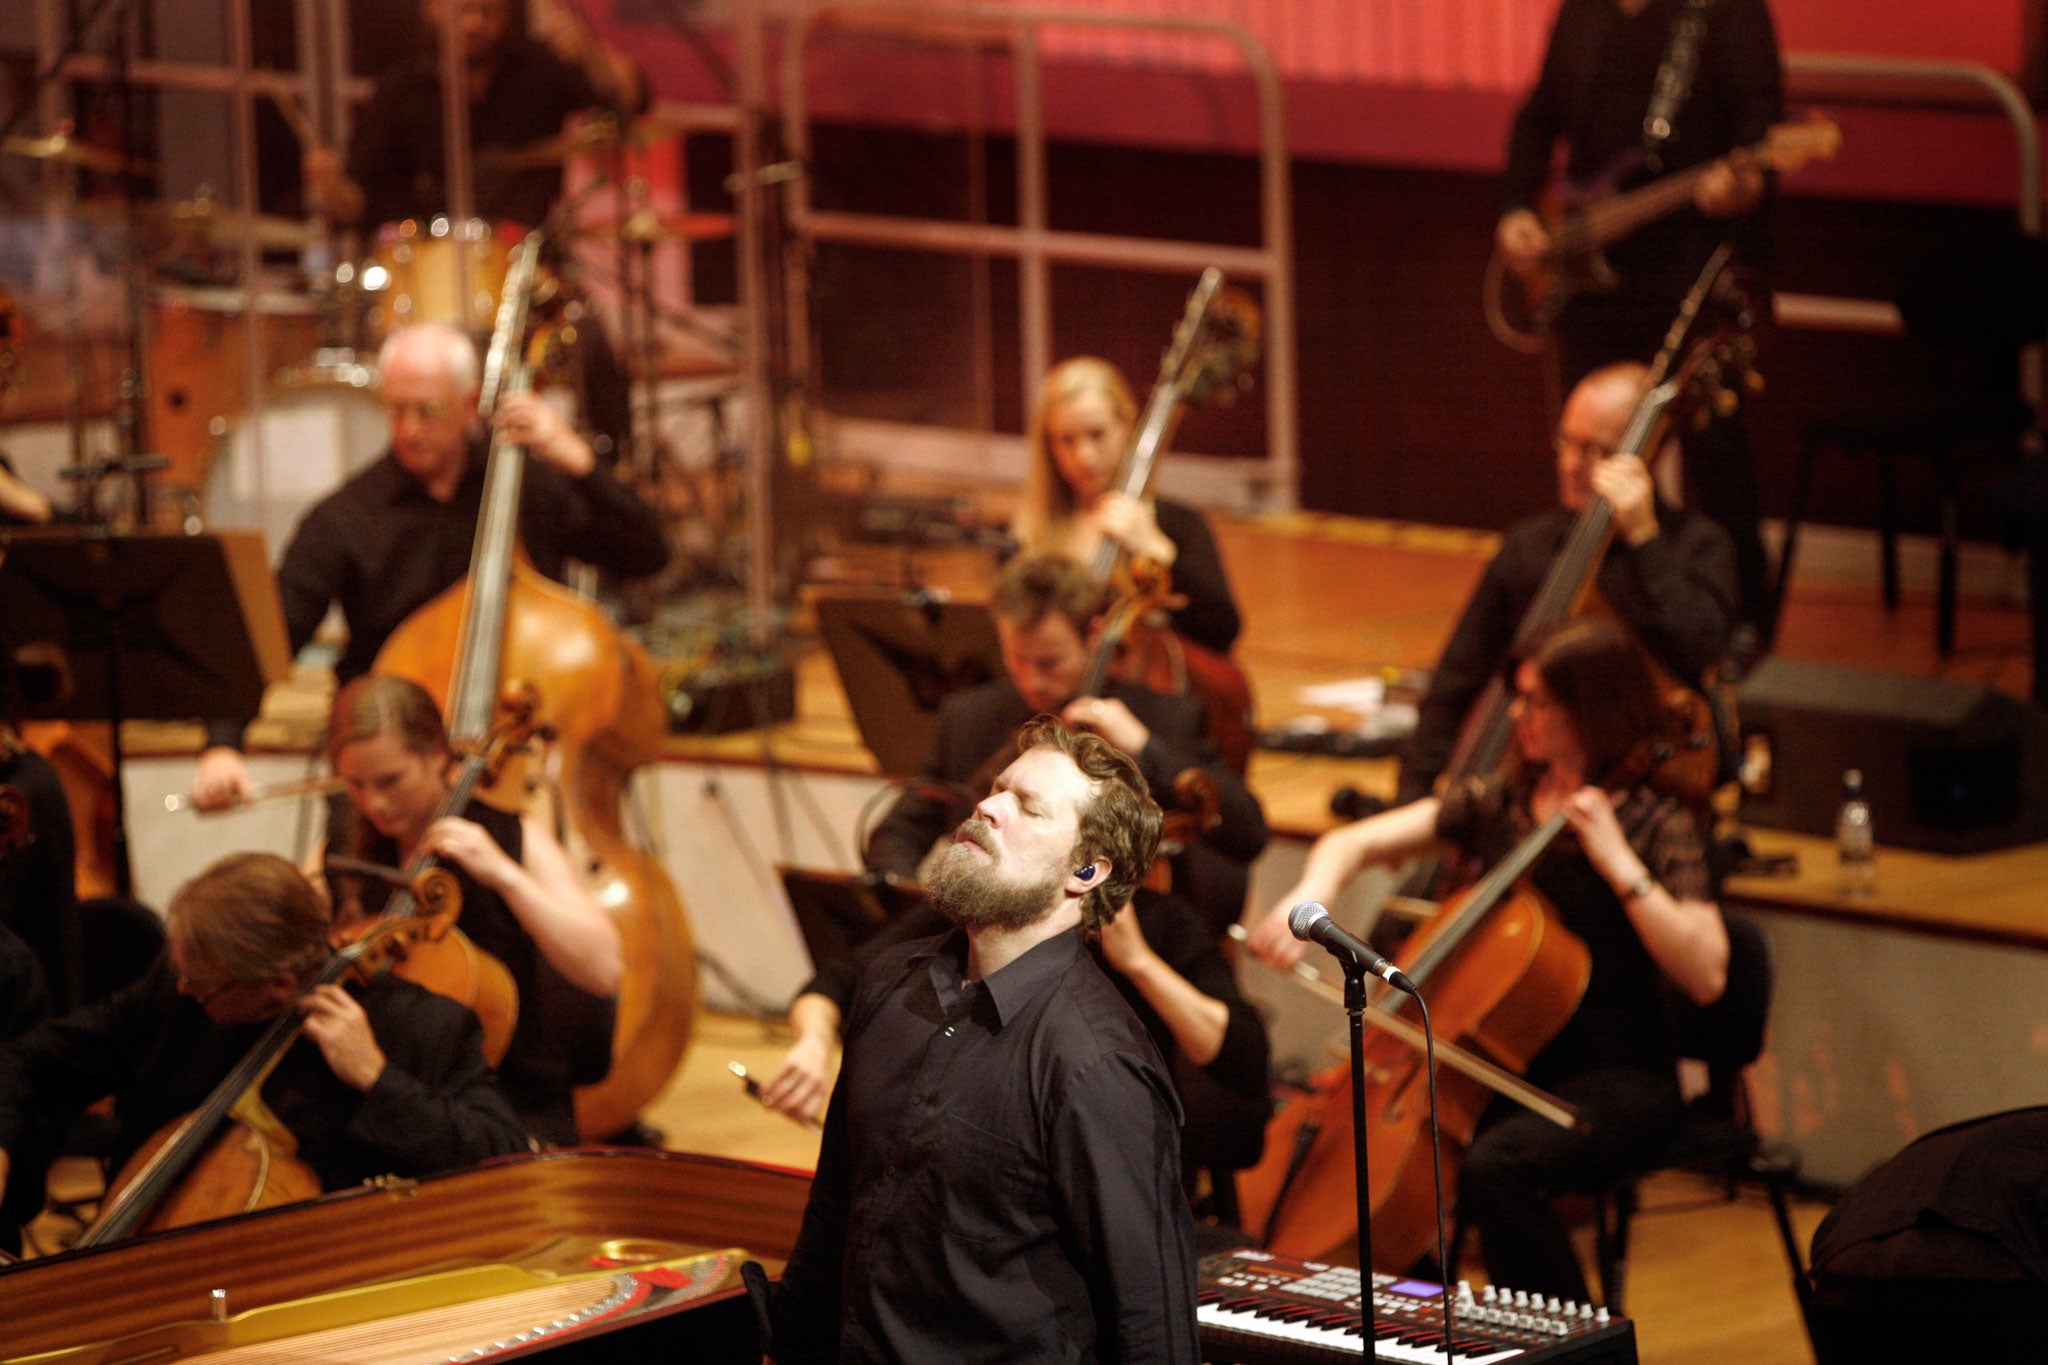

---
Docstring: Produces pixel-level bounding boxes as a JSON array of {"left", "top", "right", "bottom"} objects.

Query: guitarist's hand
[
  {"left": 1496, "top": 209, "right": 1551, "bottom": 278},
  {"left": 1694, "top": 160, "right": 1766, "bottom": 218},
  {"left": 1589, "top": 453, "right": 1661, "bottom": 546},
  {"left": 302, "top": 145, "right": 365, "bottom": 227}
]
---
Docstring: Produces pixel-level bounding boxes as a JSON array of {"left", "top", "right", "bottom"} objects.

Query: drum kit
[{"left": 1, "top": 111, "right": 733, "bottom": 560}]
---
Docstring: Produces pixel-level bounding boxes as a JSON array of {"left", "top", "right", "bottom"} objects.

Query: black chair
[
  {"left": 1777, "top": 233, "right": 2048, "bottom": 657},
  {"left": 1446, "top": 915, "right": 1809, "bottom": 1328},
  {"left": 31, "top": 897, "right": 167, "bottom": 1247},
  {"left": 1582, "top": 915, "right": 1810, "bottom": 1328}
]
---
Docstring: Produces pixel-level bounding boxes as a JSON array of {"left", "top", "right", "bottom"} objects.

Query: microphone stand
[{"left": 1342, "top": 960, "right": 1376, "bottom": 1360}]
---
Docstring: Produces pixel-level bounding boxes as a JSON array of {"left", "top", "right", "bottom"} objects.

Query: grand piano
[{"left": 0, "top": 1149, "right": 811, "bottom": 1363}]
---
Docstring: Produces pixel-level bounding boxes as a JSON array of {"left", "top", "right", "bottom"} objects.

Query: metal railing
[
  {"left": 779, "top": 0, "right": 1299, "bottom": 510},
  {"left": 1779, "top": 51, "right": 2042, "bottom": 402}
]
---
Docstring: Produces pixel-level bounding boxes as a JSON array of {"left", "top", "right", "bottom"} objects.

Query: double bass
[
  {"left": 1080, "top": 267, "right": 1261, "bottom": 775},
  {"left": 375, "top": 235, "right": 696, "bottom": 1140}
]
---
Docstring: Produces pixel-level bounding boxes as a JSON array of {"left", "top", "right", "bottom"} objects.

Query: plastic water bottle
[{"left": 1836, "top": 769, "right": 1876, "bottom": 897}]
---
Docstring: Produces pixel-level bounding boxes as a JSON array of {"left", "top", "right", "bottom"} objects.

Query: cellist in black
[
  {"left": 1247, "top": 619, "right": 1729, "bottom": 1301},
  {"left": 0, "top": 853, "right": 525, "bottom": 1245}
]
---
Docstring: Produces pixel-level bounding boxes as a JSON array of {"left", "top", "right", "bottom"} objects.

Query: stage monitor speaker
[{"left": 1735, "top": 658, "right": 2048, "bottom": 854}]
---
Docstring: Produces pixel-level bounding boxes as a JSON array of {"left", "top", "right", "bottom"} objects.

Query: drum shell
[{"left": 367, "top": 217, "right": 520, "bottom": 341}]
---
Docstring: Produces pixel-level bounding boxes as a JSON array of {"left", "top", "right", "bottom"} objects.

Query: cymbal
[
  {"left": 482, "top": 113, "right": 684, "bottom": 170},
  {"left": 575, "top": 208, "right": 736, "bottom": 243},
  {"left": 2, "top": 131, "right": 151, "bottom": 177},
  {"left": 141, "top": 199, "right": 313, "bottom": 252}
]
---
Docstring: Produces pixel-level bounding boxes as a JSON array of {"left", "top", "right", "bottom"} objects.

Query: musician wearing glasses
[
  {"left": 189, "top": 322, "right": 667, "bottom": 814},
  {"left": 0, "top": 853, "right": 526, "bottom": 1244},
  {"left": 1248, "top": 620, "right": 1730, "bottom": 1304},
  {"left": 1395, "top": 362, "right": 1737, "bottom": 807}
]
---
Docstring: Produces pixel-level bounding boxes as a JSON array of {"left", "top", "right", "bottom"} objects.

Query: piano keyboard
[{"left": 1197, "top": 1250, "right": 1640, "bottom": 1365}]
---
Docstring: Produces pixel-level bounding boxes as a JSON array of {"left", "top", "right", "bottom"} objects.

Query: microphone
[{"left": 1288, "top": 902, "right": 1417, "bottom": 993}]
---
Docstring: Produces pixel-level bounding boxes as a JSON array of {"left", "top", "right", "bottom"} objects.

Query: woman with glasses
[{"left": 1247, "top": 617, "right": 1730, "bottom": 1302}]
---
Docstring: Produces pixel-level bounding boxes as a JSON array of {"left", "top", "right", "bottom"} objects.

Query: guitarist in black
[{"left": 1497, "top": 0, "right": 1781, "bottom": 660}]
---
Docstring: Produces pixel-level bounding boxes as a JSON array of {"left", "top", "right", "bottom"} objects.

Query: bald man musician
[
  {"left": 1397, "top": 362, "right": 1738, "bottom": 807},
  {"left": 191, "top": 321, "right": 667, "bottom": 813}
]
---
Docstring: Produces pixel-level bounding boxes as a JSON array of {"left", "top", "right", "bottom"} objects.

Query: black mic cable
[{"left": 1412, "top": 987, "right": 1460, "bottom": 1363}]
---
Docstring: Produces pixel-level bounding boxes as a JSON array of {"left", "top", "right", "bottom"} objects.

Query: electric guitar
[{"left": 1485, "top": 114, "right": 1839, "bottom": 351}]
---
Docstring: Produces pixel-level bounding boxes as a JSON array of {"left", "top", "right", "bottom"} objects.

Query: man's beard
[{"left": 926, "top": 819, "right": 1067, "bottom": 933}]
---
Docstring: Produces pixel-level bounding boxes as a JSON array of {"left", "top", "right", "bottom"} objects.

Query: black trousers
[{"left": 1457, "top": 1065, "right": 1682, "bottom": 1303}]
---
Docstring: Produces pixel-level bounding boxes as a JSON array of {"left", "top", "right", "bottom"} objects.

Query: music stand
[
  {"left": 776, "top": 865, "right": 927, "bottom": 978},
  {"left": 812, "top": 589, "right": 1005, "bottom": 777},
  {"left": 0, "top": 528, "right": 290, "bottom": 894}
]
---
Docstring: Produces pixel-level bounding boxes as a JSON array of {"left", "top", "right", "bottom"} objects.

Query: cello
[
  {"left": 77, "top": 863, "right": 472, "bottom": 1246},
  {"left": 1234, "top": 799, "right": 1591, "bottom": 1270},
  {"left": 1078, "top": 267, "right": 1262, "bottom": 775},
  {"left": 1238, "top": 688, "right": 1709, "bottom": 1270},
  {"left": 373, "top": 234, "right": 697, "bottom": 1140}
]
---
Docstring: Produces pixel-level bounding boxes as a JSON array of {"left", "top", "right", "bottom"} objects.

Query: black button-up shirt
[
  {"left": 206, "top": 441, "right": 667, "bottom": 746},
  {"left": 772, "top": 927, "right": 1199, "bottom": 1364}
]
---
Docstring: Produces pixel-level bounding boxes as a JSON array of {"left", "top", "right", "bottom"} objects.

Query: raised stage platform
[{"left": 109, "top": 506, "right": 2047, "bottom": 1188}]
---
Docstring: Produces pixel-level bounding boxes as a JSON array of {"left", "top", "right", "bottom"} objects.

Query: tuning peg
[
  {"left": 1744, "top": 370, "right": 1766, "bottom": 397},
  {"left": 1715, "top": 388, "right": 1741, "bottom": 419}
]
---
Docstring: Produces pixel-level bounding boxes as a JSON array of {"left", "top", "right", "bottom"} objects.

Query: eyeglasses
[
  {"left": 1553, "top": 432, "right": 1617, "bottom": 463},
  {"left": 176, "top": 968, "right": 261, "bottom": 1007},
  {"left": 381, "top": 398, "right": 456, "bottom": 424}
]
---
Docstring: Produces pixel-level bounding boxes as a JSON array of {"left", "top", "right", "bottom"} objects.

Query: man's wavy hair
[
  {"left": 168, "top": 851, "right": 331, "bottom": 983},
  {"left": 1017, "top": 716, "right": 1161, "bottom": 932}
]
